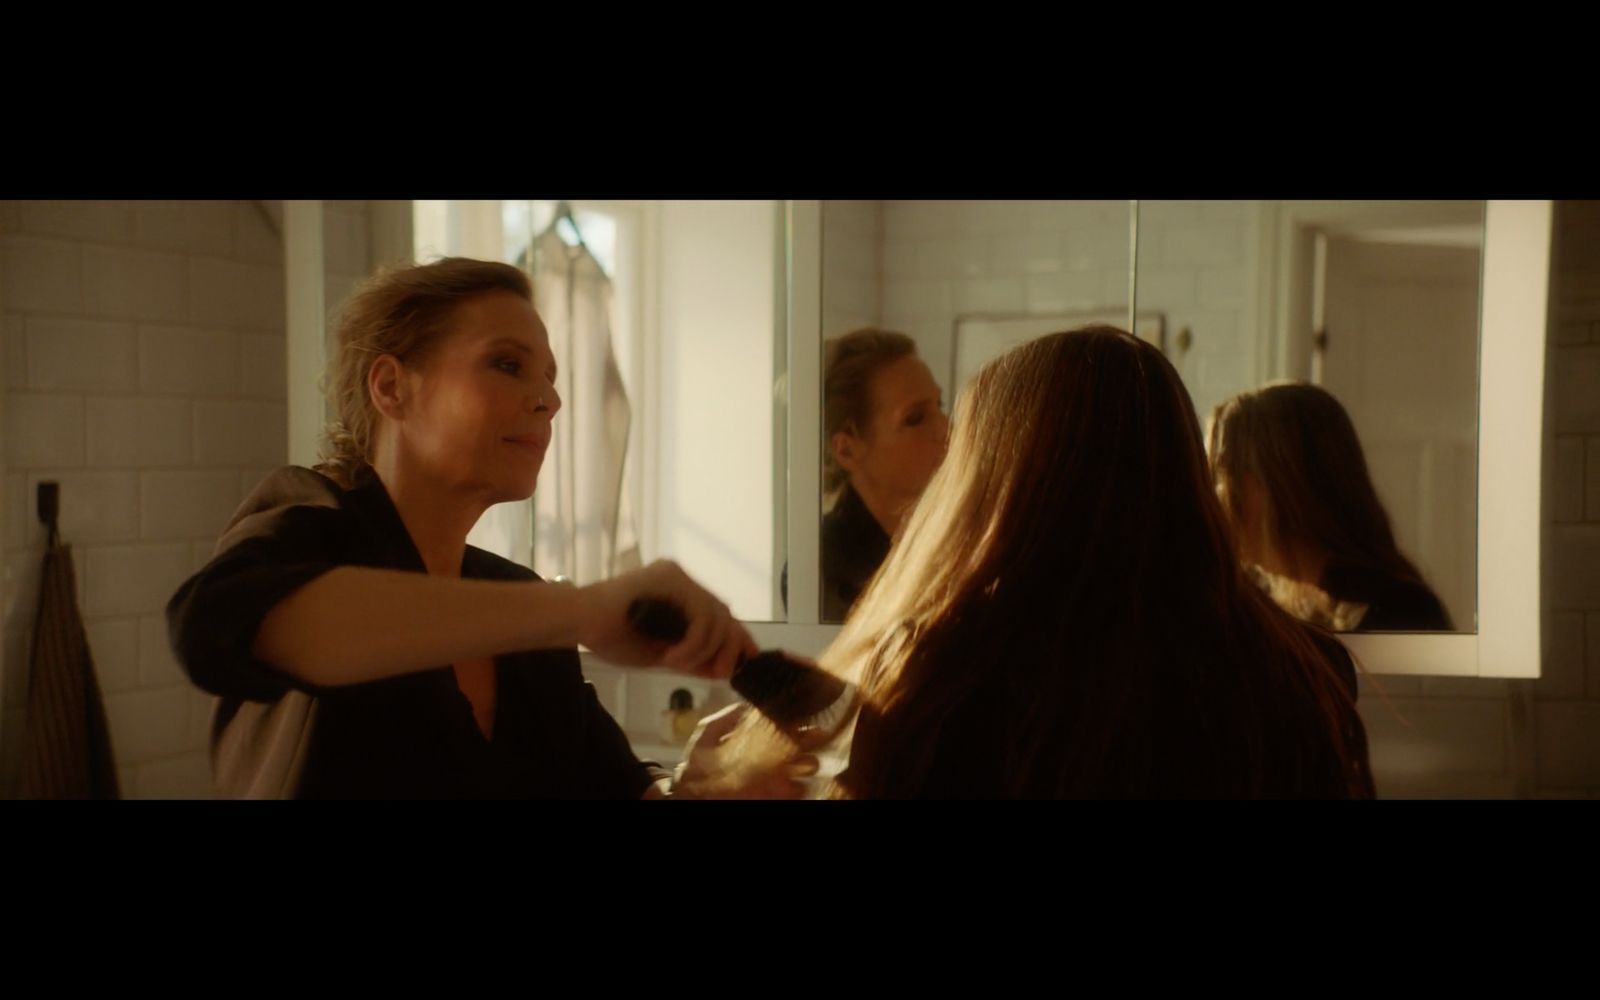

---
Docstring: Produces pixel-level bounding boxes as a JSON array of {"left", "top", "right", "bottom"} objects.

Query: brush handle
[
  {"left": 626, "top": 598, "right": 690, "bottom": 643},
  {"left": 629, "top": 600, "right": 848, "bottom": 722},
  {"left": 628, "top": 599, "right": 776, "bottom": 684}
]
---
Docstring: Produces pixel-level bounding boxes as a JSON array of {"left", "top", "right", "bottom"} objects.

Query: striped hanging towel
[{"left": 17, "top": 542, "right": 121, "bottom": 800}]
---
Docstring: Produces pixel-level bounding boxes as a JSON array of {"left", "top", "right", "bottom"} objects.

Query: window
[{"left": 413, "top": 200, "right": 787, "bottom": 624}]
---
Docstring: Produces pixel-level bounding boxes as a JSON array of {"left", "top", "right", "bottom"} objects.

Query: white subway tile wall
[
  {"left": 877, "top": 201, "right": 1136, "bottom": 405},
  {"left": 822, "top": 201, "right": 883, "bottom": 342}
]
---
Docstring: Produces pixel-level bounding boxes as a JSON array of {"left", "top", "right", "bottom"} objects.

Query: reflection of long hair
[
  {"left": 725, "top": 327, "right": 1372, "bottom": 799},
  {"left": 1208, "top": 382, "right": 1451, "bottom": 630}
]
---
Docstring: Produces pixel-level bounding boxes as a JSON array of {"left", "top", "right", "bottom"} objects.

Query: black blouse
[
  {"left": 820, "top": 484, "right": 892, "bottom": 622},
  {"left": 167, "top": 466, "right": 668, "bottom": 799},
  {"left": 1324, "top": 565, "right": 1456, "bottom": 632}
]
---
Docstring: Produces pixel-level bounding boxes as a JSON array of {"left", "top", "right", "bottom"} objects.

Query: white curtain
[{"left": 529, "top": 228, "right": 640, "bottom": 583}]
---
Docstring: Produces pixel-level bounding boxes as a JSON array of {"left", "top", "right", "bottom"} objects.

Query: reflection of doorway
[{"left": 1317, "top": 235, "right": 1481, "bottom": 631}]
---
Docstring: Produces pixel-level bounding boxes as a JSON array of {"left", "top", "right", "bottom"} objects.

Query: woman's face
[
  {"left": 396, "top": 291, "right": 562, "bottom": 505},
  {"left": 840, "top": 355, "right": 949, "bottom": 512}
]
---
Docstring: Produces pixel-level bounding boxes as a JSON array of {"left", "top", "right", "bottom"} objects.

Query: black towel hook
[{"left": 37, "top": 481, "right": 60, "bottom": 548}]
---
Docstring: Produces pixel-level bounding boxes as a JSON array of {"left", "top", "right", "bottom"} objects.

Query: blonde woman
[{"left": 169, "top": 258, "right": 807, "bottom": 799}]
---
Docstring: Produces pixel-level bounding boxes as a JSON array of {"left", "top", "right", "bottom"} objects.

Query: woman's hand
[
  {"left": 573, "top": 560, "right": 757, "bottom": 680},
  {"left": 669, "top": 704, "right": 819, "bottom": 799}
]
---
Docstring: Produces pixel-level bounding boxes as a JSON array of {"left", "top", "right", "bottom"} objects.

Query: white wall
[
  {"left": 654, "top": 201, "right": 777, "bottom": 622},
  {"left": 877, "top": 200, "right": 1135, "bottom": 403},
  {"left": 823, "top": 200, "right": 882, "bottom": 340},
  {"left": 1133, "top": 200, "right": 1265, "bottom": 423}
]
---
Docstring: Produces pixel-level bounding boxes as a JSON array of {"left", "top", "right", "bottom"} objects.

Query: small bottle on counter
[{"left": 661, "top": 688, "right": 700, "bottom": 745}]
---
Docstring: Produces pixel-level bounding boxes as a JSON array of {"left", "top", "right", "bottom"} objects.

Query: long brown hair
[
  {"left": 1207, "top": 382, "right": 1449, "bottom": 629},
  {"left": 317, "top": 257, "right": 534, "bottom": 488},
  {"left": 728, "top": 327, "right": 1372, "bottom": 798}
]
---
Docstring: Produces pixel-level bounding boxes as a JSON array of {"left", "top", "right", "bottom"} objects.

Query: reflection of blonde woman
[
  {"left": 818, "top": 329, "right": 948, "bottom": 620},
  {"left": 1208, "top": 382, "right": 1453, "bottom": 633}
]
